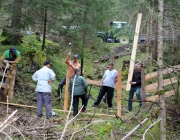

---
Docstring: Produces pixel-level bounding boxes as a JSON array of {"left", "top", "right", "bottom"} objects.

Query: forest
[{"left": 0, "top": 0, "right": 180, "bottom": 140}]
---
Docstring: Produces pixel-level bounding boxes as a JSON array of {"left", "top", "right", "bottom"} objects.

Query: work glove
[
  {"left": 3, "top": 60, "right": 9, "bottom": 64},
  {"left": 6, "top": 63, "right": 10, "bottom": 69}
]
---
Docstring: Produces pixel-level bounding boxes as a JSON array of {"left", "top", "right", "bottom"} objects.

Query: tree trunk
[
  {"left": 2, "top": 0, "right": 22, "bottom": 45},
  {"left": 81, "top": 30, "right": 86, "bottom": 76},
  {"left": 146, "top": 15, "right": 152, "bottom": 54},
  {"left": 157, "top": 0, "right": 166, "bottom": 140},
  {"left": 152, "top": 20, "right": 158, "bottom": 62},
  {"left": 41, "top": 6, "right": 47, "bottom": 51}
]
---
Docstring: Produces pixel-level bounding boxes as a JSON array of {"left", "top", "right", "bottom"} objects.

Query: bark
[
  {"left": 41, "top": 6, "right": 47, "bottom": 51},
  {"left": 81, "top": 30, "right": 85, "bottom": 76},
  {"left": 146, "top": 15, "right": 153, "bottom": 54},
  {"left": 141, "top": 67, "right": 146, "bottom": 108},
  {"left": 157, "top": 0, "right": 166, "bottom": 139},
  {"left": 152, "top": 20, "right": 158, "bottom": 62}
]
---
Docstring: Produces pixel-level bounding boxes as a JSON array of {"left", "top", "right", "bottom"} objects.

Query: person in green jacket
[
  {"left": 68, "top": 69, "right": 88, "bottom": 117},
  {"left": 0, "top": 47, "right": 21, "bottom": 64}
]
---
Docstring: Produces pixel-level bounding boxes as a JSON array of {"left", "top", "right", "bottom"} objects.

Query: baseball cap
[
  {"left": 74, "top": 54, "right": 78, "bottom": 59},
  {"left": 44, "top": 60, "right": 51, "bottom": 66},
  {"left": 9, "top": 47, "right": 16, "bottom": 54}
]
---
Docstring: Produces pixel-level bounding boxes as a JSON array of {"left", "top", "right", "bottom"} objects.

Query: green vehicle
[{"left": 97, "top": 21, "right": 134, "bottom": 44}]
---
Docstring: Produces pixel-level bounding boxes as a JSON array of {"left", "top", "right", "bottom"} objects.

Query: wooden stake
[
  {"left": 63, "top": 73, "right": 70, "bottom": 111},
  {"left": 117, "top": 70, "right": 122, "bottom": 116},
  {"left": 141, "top": 67, "right": 146, "bottom": 108},
  {"left": 126, "top": 13, "right": 142, "bottom": 91},
  {"left": 6, "top": 95, "right": 8, "bottom": 116}
]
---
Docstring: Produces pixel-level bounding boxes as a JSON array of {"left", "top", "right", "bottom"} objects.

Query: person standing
[
  {"left": 92, "top": 63, "right": 117, "bottom": 108},
  {"left": 56, "top": 52, "right": 80, "bottom": 101},
  {"left": 128, "top": 64, "right": 142, "bottom": 111},
  {"left": 32, "top": 60, "right": 56, "bottom": 119},
  {"left": 68, "top": 69, "right": 88, "bottom": 117}
]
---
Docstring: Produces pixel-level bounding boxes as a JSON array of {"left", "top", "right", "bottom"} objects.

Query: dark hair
[
  {"left": 137, "top": 63, "right": 143, "bottom": 67},
  {"left": 74, "top": 69, "right": 80, "bottom": 74},
  {"left": 109, "top": 62, "right": 114, "bottom": 66},
  {"left": 44, "top": 60, "right": 51, "bottom": 66}
]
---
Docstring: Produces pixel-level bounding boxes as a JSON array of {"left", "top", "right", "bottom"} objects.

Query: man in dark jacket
[
  {"left": 128, "top": 64, "right": 142, "bottom": 111},
  {"left": 68, "top": 69, "right": 88, "bottom": 117}
]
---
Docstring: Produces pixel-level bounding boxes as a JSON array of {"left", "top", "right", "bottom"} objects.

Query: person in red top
[{"left": 57, "top": 52, "right": 81, "bottom": 101}]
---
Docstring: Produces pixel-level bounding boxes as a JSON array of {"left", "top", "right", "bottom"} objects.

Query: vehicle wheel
[
  {"left": 120, "top": 36, "right": 129, "bottom": 44},
  {"left": 97, "top": 36, "right": 106, "bottom": 42}
]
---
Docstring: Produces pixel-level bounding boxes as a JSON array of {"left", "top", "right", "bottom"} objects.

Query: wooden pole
[
  {"left": 126, "top": 13, "right": 142, "bottom": 91},
  {"left": 3, "top": 69, "right": 10, "bottom": 99},
  {"left": 117, "top": 70, "right": 122, "bottom": 116},
  {"left": 6, "top": 95, "right": 8, "bottom": 116},
  {"left": 8, "top": 65, "right": 17, "bottom": 99},
  {"left": 0, "top": 102, "right": 115, "bottom": 117},
  {"left": 141, "top": 67, "right": 146, "bottom": 108},
  {"left": 63, "top": 74, "right": 70, "bottom": 111}
]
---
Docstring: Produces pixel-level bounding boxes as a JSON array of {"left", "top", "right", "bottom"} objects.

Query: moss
[
  {"left": 157, "top": 90, "right": 165, "bottom": 95},
  {"left": 22, "top": 49, "right": 46, "bottom": 71},
  {"left": 34, "top": 50, "right": 46, "bottom": 67}
]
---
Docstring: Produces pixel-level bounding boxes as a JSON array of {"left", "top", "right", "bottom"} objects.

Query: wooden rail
[{"left": 87, "top": 67, "right": 180, "bottom": 103}]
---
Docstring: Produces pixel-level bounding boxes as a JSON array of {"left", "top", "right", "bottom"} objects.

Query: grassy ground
[{"left": 1, "top": 35, "right": 174, "bottom": 139}]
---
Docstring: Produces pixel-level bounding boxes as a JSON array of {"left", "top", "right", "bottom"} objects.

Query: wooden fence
[
  {"left": 0, "top": 62, "right": 17, "bottom": 100},
  {"left": 87, "top": 65, "right": 180, "bottom": 116}
]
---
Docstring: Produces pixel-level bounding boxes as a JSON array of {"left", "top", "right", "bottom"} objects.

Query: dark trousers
[
  {"left": 37, "top": 92, "right": 52, "bottom": 118},
  {"left": 73, "top": 94, "right": 88, "bottom": 116},
  {"left": 94, "top": 86, "right": 114, "bottom": 107},
  {"left": 57, "top": 77, "right": 66, "bottom": 98},
  {"left": 128, "top": 86, "right": 142, "bottom": 111}
]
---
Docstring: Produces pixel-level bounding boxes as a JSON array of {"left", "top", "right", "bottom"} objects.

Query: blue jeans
[{"left": 128, "top": 86, "right": 142, "bottom": 111}]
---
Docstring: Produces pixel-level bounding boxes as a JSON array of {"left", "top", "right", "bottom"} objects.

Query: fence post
[
  {"left": 64, "top": 72, "right": 70, "bottom": 111},
  {"left": 8, "top": 64, "right": 17, "bottom": 99},
  {"left": 141, "top": 67, "right": 146, "bottom": 108},
  {"left": 117, "top": 70, "right": 122, "bottom": 116}
]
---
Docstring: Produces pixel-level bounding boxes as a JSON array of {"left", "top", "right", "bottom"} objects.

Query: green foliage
[
  {"left": 96, "top": 121, "right": 112, "bottom": 139},
  {"left": 22, "top": 49, "right": 46, "bottom": 71},
  {"left": 21, "top": 35, "right": 42, "bottom": 49},
  {"left": 157, "top": 90, "right": 165, "bottom": 95}
]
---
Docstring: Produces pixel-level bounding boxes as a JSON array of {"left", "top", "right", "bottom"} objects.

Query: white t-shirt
[{"left": 102, "top": 69, "right": 118, "bottom": 88}]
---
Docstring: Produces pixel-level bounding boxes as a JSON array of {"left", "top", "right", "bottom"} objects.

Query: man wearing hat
[
  {"left": 0, "top": 47, "right": 21, "bottom": 64},
  {"left": 56, "top": 52, "right": 80, "bottom": 101},
  {"left": 32, "top": 60, "right": 56, "bottom": 119}
]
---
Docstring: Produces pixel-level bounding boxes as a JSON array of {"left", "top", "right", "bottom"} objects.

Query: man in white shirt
[
  {"left": 32, "top": 60, "right": 56, "bottom": 119},
  {"left": 93, "top": 63, "right": 117, "bottom": 108}
]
